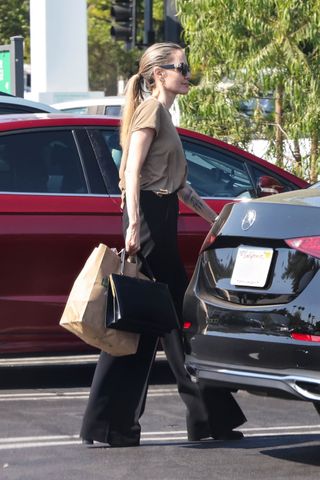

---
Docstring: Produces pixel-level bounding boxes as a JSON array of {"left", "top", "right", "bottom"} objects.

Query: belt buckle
[{"left": 155, "top": 189, "right": 169, "bottom": 197}]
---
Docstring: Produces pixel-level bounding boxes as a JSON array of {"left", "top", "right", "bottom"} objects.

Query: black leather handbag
[{"left": 104, "top": 251, "right": 179, "bottom": 336}]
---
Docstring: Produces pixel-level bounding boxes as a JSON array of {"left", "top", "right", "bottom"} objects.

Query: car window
[
  {"left": 99, "top": 130, "right": 122, "bottom": 171},
  {"left": 60, "top": 106, "right": 89, "bottom": 114},
  {"left": 104, "top": 105, "right": 122, "bottom": 117},
  {"left": 181, "top": 138, "right": 254, "bottom": 198},
  {"left": 0, "top": 130, "right": 88, "bottom": 194},
  {"left": 87, "top": 129, "right": 121, "bottom": 195},
  {"left": 100, "top": 130, "right": 257, "bottom": 199}
]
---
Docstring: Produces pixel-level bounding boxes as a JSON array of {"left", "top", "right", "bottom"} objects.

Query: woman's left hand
[{"left": 125, "top": 223, "right": 140, "bottom": 256}]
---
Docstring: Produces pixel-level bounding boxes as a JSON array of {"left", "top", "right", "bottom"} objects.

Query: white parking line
[
  {"left": 242, "top": 424, "right": 320, "bottom": 431},
  {"left": 0, "top": 352, "right": 167, "bottom": 367},
  {"left": 0, "top": 387, "right": 178, "bottom": 401},
  {"left": 0, "top": 426, "right": 320, "bottom": 450},
  {"left": 0, "top": 355, "right": 98, "bottom": 367},
  {"left": 0, "top": 435, "right": 79, "bottom": 443},
  {"left": 0, "top": 440, "right": 81, "bottom": 450}
]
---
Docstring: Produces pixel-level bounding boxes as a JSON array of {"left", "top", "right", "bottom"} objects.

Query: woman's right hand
[{"left": 125, "top": 223, "right": 140, "bottom": 255}]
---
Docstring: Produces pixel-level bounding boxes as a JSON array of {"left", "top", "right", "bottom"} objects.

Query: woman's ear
[{"left": 153, "top": 66, "right": 165, "bottom": 83}]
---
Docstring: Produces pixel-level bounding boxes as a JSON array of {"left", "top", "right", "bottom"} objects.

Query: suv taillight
[
  {"left": 285, "top": 236, "right": 320, "bottom": 259},
  {"left": 291, "top": 333, "right": 320, "bottom": 342}
]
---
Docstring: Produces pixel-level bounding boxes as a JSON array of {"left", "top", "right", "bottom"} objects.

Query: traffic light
[{"left": 111, "top": 1, "right": 136, "bottom": 48}]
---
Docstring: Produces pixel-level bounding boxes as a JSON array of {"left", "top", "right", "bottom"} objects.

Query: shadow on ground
[
  {"left": 261, "top": 441, "right": 320, "bottom": 466},
  {"left": 0, "top": 359, "right": 175, "bottom": 389}
]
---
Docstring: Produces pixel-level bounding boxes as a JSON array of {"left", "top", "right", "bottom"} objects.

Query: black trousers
[{"left": 80, "top": 191, "right": 246, "bottom": 443}]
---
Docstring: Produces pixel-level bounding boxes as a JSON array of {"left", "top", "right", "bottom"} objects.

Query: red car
[{"left": 0, "top": 114, "right": 308, "bottom": 355}]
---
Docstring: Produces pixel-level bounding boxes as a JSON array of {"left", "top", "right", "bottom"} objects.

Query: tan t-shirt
[{"left": 119, "top": 97, "right": 187, "bottom": 194}]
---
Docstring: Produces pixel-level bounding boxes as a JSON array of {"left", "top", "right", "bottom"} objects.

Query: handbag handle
[
  {"left": 137, "top": 251, "right": 157, "bottom": 282},
  {"left": 119, "top": 249, "right": 156, "bottom": 282}
]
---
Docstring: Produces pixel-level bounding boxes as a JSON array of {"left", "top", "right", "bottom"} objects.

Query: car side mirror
[{"left": 257, "top": 175, "right": 285, "bottom": 197}]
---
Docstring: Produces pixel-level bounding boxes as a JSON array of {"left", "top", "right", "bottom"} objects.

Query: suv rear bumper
[{"left": 185, "top": 356, "right": 320, "bottom": 402}]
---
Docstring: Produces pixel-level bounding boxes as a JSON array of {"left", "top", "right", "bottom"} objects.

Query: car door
[{"left": 0, "top": 126, "right": 123, "bottom": 354}]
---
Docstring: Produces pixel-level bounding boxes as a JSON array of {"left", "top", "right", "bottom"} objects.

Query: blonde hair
[{"left": 120, "top": 42, "right": 183, "bottom": 148}]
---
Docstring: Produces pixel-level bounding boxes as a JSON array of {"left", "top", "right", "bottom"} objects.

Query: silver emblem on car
[{"left": 241, "top": 209, "right": 256, "bottom": 230}]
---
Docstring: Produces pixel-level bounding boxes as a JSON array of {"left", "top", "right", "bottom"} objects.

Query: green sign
[{"left": 0, "top": 50, "right": 11, "bottom": 94}]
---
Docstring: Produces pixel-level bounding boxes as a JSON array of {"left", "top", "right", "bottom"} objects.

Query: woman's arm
[
  {"left": 124, "top": 128, "right": 155, "bottom": 255},
  {"left": 178, "top": 184, "right": 218, "bottom": 224}
]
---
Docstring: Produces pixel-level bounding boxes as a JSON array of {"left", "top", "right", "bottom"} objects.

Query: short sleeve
[{"left": 131, "top": 99, "right": 161, "bottom": 135}]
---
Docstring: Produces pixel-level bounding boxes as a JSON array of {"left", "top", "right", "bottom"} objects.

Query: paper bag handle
[{"left": 119, "top": 249, "right": 156, "bottom": 282}]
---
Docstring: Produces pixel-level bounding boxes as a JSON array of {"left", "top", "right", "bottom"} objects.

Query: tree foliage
[
  {"left": 0, "top": 0, "right": 30, "bottom": 62},
  {"left": 177, "top": 0, "right": 320, "bottom": 181}
]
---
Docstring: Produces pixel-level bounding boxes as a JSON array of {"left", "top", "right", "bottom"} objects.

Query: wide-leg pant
[{"left": 80, "top": 191, "right": 246, "bottom": 443}]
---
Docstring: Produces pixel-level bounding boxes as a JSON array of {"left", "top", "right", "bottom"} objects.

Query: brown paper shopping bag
[{"left": 59, "top": 243, "right": 140, "bottom": 356}]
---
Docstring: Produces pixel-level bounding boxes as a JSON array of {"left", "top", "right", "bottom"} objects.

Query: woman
[{"left": 80, "top": 42, "right": 246, "bottom": 447}]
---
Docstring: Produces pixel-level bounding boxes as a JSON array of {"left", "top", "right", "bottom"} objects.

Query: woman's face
[{"left": 159, "top": 49, "right": 191, "bottom": 96}]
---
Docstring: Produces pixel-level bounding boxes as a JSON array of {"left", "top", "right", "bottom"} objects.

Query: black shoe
[
  {"left": 213, "top": 430, "right": 244, "bottom": 441},
  {"left": 82, "top": 438, "right": 94, "bottom": 445},
  {"left": 108, "top": 433, "right": 140, "bottom": 448},
  {"left": 187, "top": 423, "right": 211, "bottom": 441}
]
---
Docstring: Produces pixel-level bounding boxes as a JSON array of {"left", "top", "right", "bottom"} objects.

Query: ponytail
[{"left": 120, "top": 73, "right": 144, "bottom": 148}]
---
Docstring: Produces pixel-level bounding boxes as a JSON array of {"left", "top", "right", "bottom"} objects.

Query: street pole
[
  {"left": 10, "top": 36, "right": 24, "bottom": 97},
  {"left": 164, "top": 0, "right": 182, "bottom": 44},
  {"left": 144, "top": 0, "right": 155, "bottom": 46}
]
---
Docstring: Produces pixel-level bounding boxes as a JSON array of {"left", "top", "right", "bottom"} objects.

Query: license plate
[{"left": 231, "top": 246, "right": 273, "bottom": 287}]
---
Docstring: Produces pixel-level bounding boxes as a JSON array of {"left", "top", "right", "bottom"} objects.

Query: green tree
[
  {"left": 0, "top": 0, "right": 30, "bottom": 62},
  {"left": 177, "top": 0, "right": 320, "bottom": 182}
]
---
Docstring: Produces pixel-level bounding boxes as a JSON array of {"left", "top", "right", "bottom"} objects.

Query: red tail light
[
  {"left": 285, "top": 236, "right": 320, "bottom": 259},
  {"left": 183, "top": 321, "right": 192, "bottom": 330},
  {"left": 200, "top": 233, "right": 216, "bottom": 253},
  {"left": 291, "top": 333, "right": 320, "bottom": 342}
]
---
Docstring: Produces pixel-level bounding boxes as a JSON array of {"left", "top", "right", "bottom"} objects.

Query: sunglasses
[{"left": 160, "top": 62, "right": 190, "bottom": 76}]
